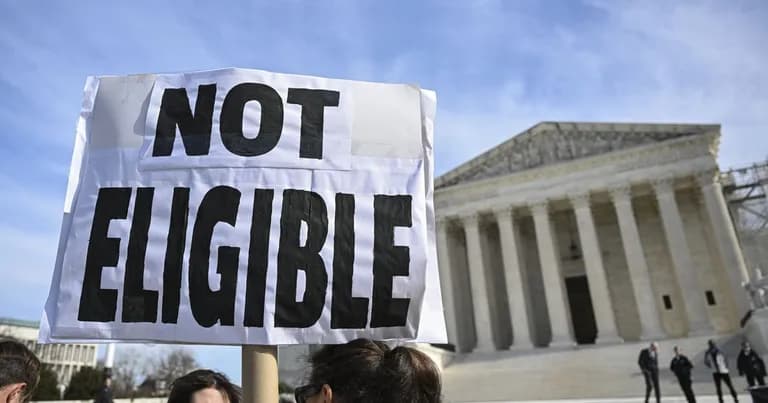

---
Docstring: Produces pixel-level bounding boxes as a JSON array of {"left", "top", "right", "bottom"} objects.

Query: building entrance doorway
[{"left": 565, "top": 275, "right": 598, "bottom": 344}]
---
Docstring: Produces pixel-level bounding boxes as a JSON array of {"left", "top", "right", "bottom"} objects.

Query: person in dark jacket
[
  {"left": 671, "top": 346, "right": 697, "bottom": 403},
  {"left": 638, "top": 342, "right": 661, "bottom": 403},
  {"left": 705, "top": 339, "right": 739, "bottom": 403},
  {"left": 94, "top": 376, "right": 113, "bottom": 403},
  {"left": 737, "top": 341, "right": 766, "bottom": 387}
]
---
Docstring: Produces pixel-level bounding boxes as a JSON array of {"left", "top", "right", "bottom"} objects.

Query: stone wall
[
  {"left": 594, "top": 201, "right": 641, "bottom": 341},
  {"left": 446, "top": 227, "right": 476, "bottom": 352},
  {"left": 440, "top": 187, "right": 743, "bottom": 352},
  {"left": 678, "top": 188, "right": 739, "bottom": 332},
  {"left": 480, "top": 222, "right": 512, "bottom": 349},
  {"left": 634, "top": 193, "right": 687, "bottom": 337},
  {"left": 519, "top": 215, "right": 551, "bottom": 347}
]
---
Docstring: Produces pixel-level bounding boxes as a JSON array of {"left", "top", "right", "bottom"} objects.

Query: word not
[
  {"left": 152, "top": 84, "right": 340, "bottom": 159},
  {"left": 77, "top": 186, "right": 412, "bottom": 329}
]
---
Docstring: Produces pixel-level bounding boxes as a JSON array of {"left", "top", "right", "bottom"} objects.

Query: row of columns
[{"left": 437, "top": 172, "right": 750, "bottom": 352}]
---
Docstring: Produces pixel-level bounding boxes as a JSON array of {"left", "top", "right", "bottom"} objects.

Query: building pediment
[{"left": 436, "top": 122, "right": 719, "bottom": 189}]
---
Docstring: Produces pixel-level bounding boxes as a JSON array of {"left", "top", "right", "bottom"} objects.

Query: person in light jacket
[{"left": 705, "top": 339, "right": 739, "bottom": 403}]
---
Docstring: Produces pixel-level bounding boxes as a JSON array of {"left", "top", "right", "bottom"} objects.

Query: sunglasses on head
[{"left": 294, "top": 384, "right": 323, "bottom": 403}]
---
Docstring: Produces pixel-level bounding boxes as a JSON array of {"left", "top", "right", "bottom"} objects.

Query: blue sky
[{"left": 1, "top": 0, "right": 767, "bottom": 385}]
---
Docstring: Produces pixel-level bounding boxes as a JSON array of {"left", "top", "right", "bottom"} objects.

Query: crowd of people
[
  {"left": 0, "top": 338, "right": 441, "bottom": 403},
  {"left": 638, "top": 339, "right": 766, "bottom": 403}
]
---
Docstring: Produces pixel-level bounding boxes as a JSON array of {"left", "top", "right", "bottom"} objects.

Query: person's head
[
  {"left": 673, "top": 346, "right": 680, "bottom": 356},
  {"left": 650, "top": 342, "right": 658, "bottom": 352},
  {"left": 104, "top": 377, "right": 112, "bottom": 388},
  {"left": 296, "top": 338, "right": 441, "bottom": 403},
  {"left": 0, "top": 339, "right": 41, "bottom": 403},
  {"left": 167, "top": 370, "right": 241, "bottom": 403},
  {"left": 743, "top": 341, "right": 752, "bottom": 352},
  {"left": 708, "top": 339, "right": 717, "bottom": 349}
]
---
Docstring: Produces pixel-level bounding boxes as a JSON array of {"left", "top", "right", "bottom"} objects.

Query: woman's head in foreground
[
  {"left": 167, "top": 369, "right": 241, "bottom": 403},
  {"left": 296, "top": 338, "right": 441, "bottom": 403},
  {"left": 0, "top": 339, "right": 41, "bottom": 403}
]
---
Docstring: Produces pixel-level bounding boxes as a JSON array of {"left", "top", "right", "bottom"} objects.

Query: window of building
[
  {"left": 706, "top": 290, "right": 717, "bottom": 306},
  {"left": 662, "top": 295, "right": 673, "bottom": 310}
]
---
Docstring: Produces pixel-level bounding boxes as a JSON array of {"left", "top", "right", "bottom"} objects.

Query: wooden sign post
[{"left": 242, "top": 345, "right": 278, "bottom": 403}]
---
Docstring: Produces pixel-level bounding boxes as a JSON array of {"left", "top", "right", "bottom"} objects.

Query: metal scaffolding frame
[
  {"left": 722, "top": 161, "right": 768, "bottom": 309},
  {"left": 721, "top": 160, "right": 768, "bottom": 232}
]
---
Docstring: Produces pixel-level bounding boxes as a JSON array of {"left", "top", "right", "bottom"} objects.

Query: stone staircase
[{"left": 441, "top": 334, "right": 757, "bottom": 402}]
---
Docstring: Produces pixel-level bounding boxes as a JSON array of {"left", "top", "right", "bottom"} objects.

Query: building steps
[{"left": 441, "top": 334, "right": 756, "bottom": 402}]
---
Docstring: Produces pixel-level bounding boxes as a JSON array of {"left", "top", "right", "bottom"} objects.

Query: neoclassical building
[
  {"left": 435, "top": 122, "right": 751, "bottom": 353},
  {"left": 0, "top": 317, "right": 98, "bottom": 388}
]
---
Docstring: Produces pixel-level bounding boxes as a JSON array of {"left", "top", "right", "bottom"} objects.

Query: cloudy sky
[{"left": 1, "top": 0, "right": 766, "bottom": 384}]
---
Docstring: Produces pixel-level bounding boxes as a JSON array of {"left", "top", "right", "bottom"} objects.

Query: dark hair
[
  {"left": 167, "top": 369, "right": 241, "bottom": 403},
  {"left": 0, "top": 339, "right": 41, "bottom": 402},
  {"left": 308, "top": 338, "right": 441, "bottom": 403}
]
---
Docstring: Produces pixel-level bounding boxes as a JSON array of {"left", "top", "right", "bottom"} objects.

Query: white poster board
[{"left": 40, "top": 68, "right": 446, "bottom": 345}]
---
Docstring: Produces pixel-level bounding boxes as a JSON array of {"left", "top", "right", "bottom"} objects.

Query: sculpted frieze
[{"left": 438, "top": 128, "right": 703, "bottom": 188}]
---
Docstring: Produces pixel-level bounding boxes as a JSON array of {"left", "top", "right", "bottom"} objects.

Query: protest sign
[{"left": 40, "top": 68, "right": 446, "bottom": 345}]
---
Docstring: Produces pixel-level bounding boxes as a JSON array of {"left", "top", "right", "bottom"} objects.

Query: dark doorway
[{"left": 565, "top": 276, "right": 598, "bottom": 345}]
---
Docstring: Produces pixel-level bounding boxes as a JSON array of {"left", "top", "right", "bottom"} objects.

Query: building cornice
[
  {"left": 437, "top": 122, "right": 720, "bottom": 189},
  {"left": 435, "top": 132, "right": 719, "bottom": 219}
]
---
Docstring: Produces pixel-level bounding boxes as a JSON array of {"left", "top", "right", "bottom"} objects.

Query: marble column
[
  {"left": 653, "top": 178, "right": 714, "bottom": 335},
  {"left": 696, "top": 171, "right": 751, "bottom": 315},
  {"left": 461, "top": 213, "right": 495, "bottom": 352},
  {"left": 609, "top": 186, "right": 666, "bottom": 340},
  {"left": 436, "top": 217, "right": 462, "bottom": 351},
  {"left": 494, "top": 207, "right": 534, "bottom": 349},
  {"left": 570, "top": 193, "right": 622, "bottom": 344},
  {"left": 531, "top": 201, "right": 574, "bottom": 346}
]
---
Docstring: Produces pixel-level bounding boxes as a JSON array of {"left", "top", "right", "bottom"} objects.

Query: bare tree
[
  {"left": 153, "top": 348, "right": 199, "bottom": 387},
  {"left": 112, "top": 346, "right": 154, "bottom": 398}
]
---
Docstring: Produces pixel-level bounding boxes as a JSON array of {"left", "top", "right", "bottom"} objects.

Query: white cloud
[{"left": 433, "top": 0, "right": 768, "bottom": 174}]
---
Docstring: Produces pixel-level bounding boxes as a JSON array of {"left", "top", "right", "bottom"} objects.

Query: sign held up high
[{"left": 40, "top": 68, "right": 446, "bottom": 345}]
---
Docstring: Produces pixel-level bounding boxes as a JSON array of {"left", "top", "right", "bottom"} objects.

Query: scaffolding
[{"left": 721, "top": 160, "right": 768, "bottom": 278}]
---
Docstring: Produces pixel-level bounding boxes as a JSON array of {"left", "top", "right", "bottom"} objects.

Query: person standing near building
[
  {"left": 671, "top": 346, "right": 697, "bottom": 403},
  {"left": 638, "top": 342, "right": 661, "bottom": 403},
  {"left": 94, "top": 376, "right": 113, "bottom": 403},
  {"left": 737, "top": 341, "right": 766, "bottom": 387},
  {"left": 705, "top": 339, "right": 739, "bottom": 403}
]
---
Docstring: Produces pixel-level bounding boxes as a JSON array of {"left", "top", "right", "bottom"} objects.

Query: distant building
[{"left": 0, "top": 317, "right": 98, "bottom": 387}]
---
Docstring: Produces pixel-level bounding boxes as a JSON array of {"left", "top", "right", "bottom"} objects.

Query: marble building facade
[{"left": 435, "top": 122, "right": 751, "bottom": 353}]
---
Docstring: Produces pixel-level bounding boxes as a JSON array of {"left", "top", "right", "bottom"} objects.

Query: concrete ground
[{"left": 442, "top": 334, "right": 763, "bottom": 402}]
